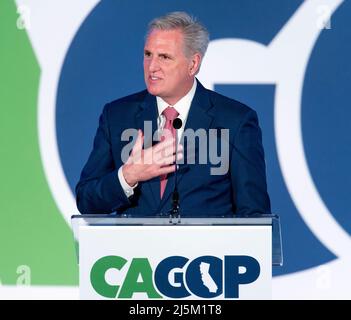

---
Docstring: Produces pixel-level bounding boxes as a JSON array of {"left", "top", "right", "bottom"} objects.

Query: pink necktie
[{"left": 160, "top": 106, "right": 179, "bottom": 198}]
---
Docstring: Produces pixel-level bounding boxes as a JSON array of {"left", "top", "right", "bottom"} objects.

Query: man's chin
[{"left": 146, "top": 86, "right": 161, "bottom": 97}]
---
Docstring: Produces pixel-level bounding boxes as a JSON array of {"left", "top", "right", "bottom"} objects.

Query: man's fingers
[
  {"left": 159, "top": 128, "right": 173, "bottom": 141},
  {"left": 161, "top": 144, "right": 177, "bottom": 158},
  {"left": 154, "top": 136, "right": 175, "bottom": 153},
  {"left": 159, "top": 152, "right": 183, "bottom": 165},
  {"left": 176, "top": 151, "right": 183, "bottom": 161},
  {"left": 157, "top": 142, "right": 183, "bottom": 160},
  {"left": 157, "top": 164, "right": 176, "bottom": 176},
  {"left": 129, "top": 132, "right": 184, "bottom": 167},
  {"left": 154, "top": 149, "right": 183, "bottom": 165}
]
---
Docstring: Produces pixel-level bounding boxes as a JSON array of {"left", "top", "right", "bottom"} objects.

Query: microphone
[
  {"left": 169, "top": 117, "right": 183, "bottom": 222},
  {"left": 173, "top": 118, "right": 182, "bottom": 130}
]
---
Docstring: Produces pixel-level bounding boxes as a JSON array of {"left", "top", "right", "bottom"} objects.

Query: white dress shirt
[
  {"left": 156, "top": 78, "right": 197, "bottom": 141},
  {"left": 118, "top": 79, "right": 197, "bottom": 197}
]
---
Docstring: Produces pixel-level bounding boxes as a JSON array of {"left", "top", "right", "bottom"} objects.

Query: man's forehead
[{"left": 145, "top": 29, "right": 183, "bottom": 47}]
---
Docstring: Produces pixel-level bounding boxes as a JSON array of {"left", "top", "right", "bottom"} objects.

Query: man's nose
[{"left": 148, "top": 57, "right": 160, "bottom": 72}]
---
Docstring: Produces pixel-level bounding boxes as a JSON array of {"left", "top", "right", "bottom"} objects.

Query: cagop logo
[{"left": 90, "top": 255, "right": 260, "bottom": 299}]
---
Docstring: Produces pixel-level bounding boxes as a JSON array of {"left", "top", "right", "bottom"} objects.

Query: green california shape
[{"left": 0, "top": 0, "right": 78, "bottom": 285}]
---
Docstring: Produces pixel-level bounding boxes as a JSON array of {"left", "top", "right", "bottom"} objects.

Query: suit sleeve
[
  {"left": 75, "top": 104, "right": 131, "bottom": 214},
  {"left": 230, "top": 110, "right": 271, "bottom": 216}
]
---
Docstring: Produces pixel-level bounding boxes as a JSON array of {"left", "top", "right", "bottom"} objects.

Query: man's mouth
[{"left": 149, "top": 75, "right": 162, "bottom": 81}]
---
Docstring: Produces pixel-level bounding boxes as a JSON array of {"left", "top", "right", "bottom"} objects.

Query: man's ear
[{"left": 189, "top": 53, "right": 201, "bottom": 76}]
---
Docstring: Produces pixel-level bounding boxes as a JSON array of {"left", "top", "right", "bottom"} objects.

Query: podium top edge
[
  {"left": 70, "top": 214, "right": 279, "bottom": 226},
  {"left": 71, "top": 214, "right": 279, "bottom": 219}
]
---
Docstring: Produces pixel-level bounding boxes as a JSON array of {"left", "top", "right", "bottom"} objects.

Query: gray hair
[{"left": 147, "top": 11, "right": 209, "bottom": 59}]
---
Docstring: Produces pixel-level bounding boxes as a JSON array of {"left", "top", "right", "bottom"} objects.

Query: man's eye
[
  {"left": 144, "top": 52, "right": 151, "bottom": 57},
  {"left": 160, "top": 55, "right": 170, "bottom": 60}
]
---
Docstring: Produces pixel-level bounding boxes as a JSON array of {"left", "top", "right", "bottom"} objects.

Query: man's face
[{"left": 144, "top": 29, "right": 195, "bottom": 105}]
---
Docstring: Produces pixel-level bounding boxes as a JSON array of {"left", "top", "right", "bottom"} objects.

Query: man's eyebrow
[
  {"left": 144, "top": 50, "right": 173, "bottom": 59},
  {"left": 158, "top": 52, "right": 173, "bottom": 58}
]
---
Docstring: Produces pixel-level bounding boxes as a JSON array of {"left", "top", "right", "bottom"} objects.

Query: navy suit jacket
[{"left": 76, "top": 80, "right": 271, "bottom": 217}]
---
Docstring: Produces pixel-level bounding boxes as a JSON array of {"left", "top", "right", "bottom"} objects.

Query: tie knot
[{"left": 162, "top": 106, "right": 179, "bottom": 121}]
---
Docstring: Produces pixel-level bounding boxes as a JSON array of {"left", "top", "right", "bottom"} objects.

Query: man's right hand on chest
[{"left": 122, "top": 130, "right": 183, "bottom": 187}]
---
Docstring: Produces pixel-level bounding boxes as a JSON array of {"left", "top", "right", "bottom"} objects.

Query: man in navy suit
[{"left": 76, "top": 12, "right": 271, "bottom": 217}]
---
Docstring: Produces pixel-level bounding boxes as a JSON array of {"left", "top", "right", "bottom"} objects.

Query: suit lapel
[
  {"left": 136, "top": 93, "right": 160, "bottom": 207},
  {"left": 158, "top": 80, "right": 215, "bottom": 210}
]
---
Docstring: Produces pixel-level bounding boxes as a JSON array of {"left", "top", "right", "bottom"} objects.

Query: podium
[{"left": 71, "top": 214, "right": 282, "bottom": 300}]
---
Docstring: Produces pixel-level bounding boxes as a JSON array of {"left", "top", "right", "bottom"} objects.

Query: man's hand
[{"left": 122, "top": 130, "right": 183, "bottom": 187}]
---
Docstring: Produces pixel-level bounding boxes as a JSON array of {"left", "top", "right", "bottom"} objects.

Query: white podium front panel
[{"left": 79, "top": 225, "right": 272, "bottom": 300}]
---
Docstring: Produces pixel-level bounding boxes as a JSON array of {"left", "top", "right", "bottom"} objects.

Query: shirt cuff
[{"left": 118, "top": 166, "right": 138, "bottom": 198}]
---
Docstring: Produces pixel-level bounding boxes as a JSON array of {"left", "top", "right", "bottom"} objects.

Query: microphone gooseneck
[{"left": 169, "top": 117, "right": 183, "bottom": 222}]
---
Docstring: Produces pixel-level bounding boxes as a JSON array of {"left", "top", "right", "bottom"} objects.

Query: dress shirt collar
[{"left": 156, "top": 79, "right": 197, "bottom": 123}]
